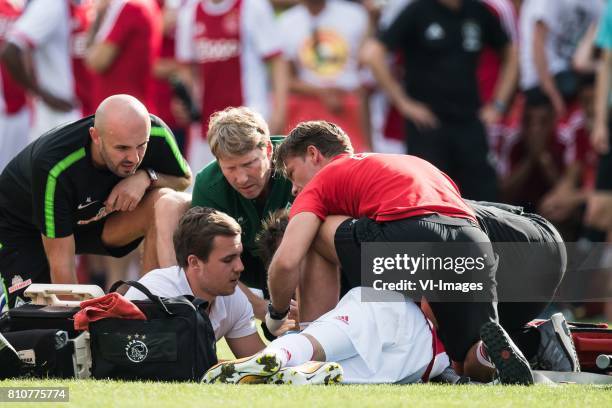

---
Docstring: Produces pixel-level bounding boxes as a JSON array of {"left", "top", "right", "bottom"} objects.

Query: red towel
[{"left": 74, "top": 292, "right": 146, "bottom": 330}]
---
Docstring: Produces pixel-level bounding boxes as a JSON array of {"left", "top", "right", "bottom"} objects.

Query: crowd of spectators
[{"left": 0, "top": 0, "right": 610, "bottom": 320}]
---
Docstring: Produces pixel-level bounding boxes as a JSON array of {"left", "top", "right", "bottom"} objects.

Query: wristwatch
[
  {"left": 267, "top": 301, "right": 289, "bottom": 320},
  {"left": 145, "top": 168, "right": 158, "bottom": 186}
]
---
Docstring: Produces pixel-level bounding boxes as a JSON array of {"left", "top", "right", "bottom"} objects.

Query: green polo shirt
[{"left": 191, "top": 136, "right": 293, "bottom": 291}]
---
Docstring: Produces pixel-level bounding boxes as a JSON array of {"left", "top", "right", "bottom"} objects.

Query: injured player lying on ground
[{"left": 204, "top": 209, "right": 581, "bottom": 385}]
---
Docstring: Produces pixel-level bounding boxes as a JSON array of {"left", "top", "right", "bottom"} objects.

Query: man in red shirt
[
  {"left": 85, "top": 0, "right": 162, "bottom": 112},
  {"left": 265, "top": 120, "right": 533, "bottom": 384}
]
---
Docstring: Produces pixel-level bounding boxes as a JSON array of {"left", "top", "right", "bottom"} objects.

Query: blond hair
[{"left": 207, "top": 107, "right": 270, "bottom": 158}]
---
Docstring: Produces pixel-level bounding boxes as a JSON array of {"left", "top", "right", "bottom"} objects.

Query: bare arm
[
  {"left": 268, "top": 55, "right": 289, "bottom": 135},
  {"left": 85, "top": 0, "right": 118, "bottom": 73},
  {"left": 226, "top": 333, "right": 267, "bottom": 358},
  {"left": 86, "top": 42, "right": 119, "bottom": 73},
  {"left": 360, "top": 38, "right": 438, "bottom": 129},
  {"left": 481, "top": 43, "right": 519, "bottom": 125},
  {"left": 267, "top": 212, "right": 321, "bottom": 313},
  {"left": 0, "top": 43, "right": 74, "bottom": 111},
  {"left": 533, "top": 21, "right": 565, "bottom": 117},
  {"left": 573, "top": 23, "right": 599, "bottom": 74},
  {"left": 41, "top": 235, "right": 77, "bottom": 284}
]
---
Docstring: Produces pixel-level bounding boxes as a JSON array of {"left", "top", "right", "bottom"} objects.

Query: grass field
[
  {"left": 0, "top": 379, "right": 610, "bottom": 408},
  {"left": 2, "top": 327, "right": 611, "bottom": 407}
]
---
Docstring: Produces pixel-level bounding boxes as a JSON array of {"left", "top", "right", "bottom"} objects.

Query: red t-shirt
[
  {"left": 91, "top": 0, "right": 162, "bottom": 111},
  {"left": 289, "top": 153, "right": 477, "bottom": 223}
]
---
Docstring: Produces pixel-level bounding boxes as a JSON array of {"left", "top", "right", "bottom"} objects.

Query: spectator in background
[
  {"left": 151, "top": 0, "right": 191, "bottom": 154},
  {"left": 0, "top": 0, "right": 28, "bottom": 171},
  {"left": 362, "top": 0, "right": 515, "bottom": 201},
  {"left": 279, "top": 0, "right": 371, "bottom": 152},
  {"left": 176, "top": 0, "right": 288, "bottom": 168},
  {"left": 0, "top": 0, "right": 80, "bottom": 141},
  {"left": 539, "top": 76, "right": 598, "bottom": 240},
  {"left": 519, "top": 0, "right": 602, "bottom": 119},
  {"left": 586, "top": 0, "right": 612, "bottom": 233},
  {"left": 71, "top": 0, "right": 96, "bottom": 116},
  {"left": 497, "top": 95, "right": 565, "bottom": 212},
  {"left": 86, "top": 0, "right": 162, "bottom": 113}
]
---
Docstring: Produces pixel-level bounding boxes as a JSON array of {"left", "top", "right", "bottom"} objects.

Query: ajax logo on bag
[{"left": 125, "top": 334, "right": 148, "bottom": 363}]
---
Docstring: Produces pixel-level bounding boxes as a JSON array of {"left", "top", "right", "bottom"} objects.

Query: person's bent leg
[
  {"left": 153, "top": 191, "right": 191, "bottom": 267},
  {"left": 101, "top": 188, "right": 172, "bottom": 273}
]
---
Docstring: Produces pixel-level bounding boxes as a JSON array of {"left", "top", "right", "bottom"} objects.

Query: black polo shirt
[
  {"left": 379, "top": 0, "right": 508, "bottom": 122},
  {"left": 0, "top": 114, "right": 189, "bottom": 243}
]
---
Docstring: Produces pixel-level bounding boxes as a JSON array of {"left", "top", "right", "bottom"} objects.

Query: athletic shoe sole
[
  {"left": 202, "top": 352, "right": 282, "bottom": 384},
  {"left": 268, "top": 361, "right": 343, "bottom": 385},
  {"left": 550, "top": 313, "right": 580, "bottom": 372},
  {"left": 480, "top": 322, "right": 534, "bottom": 385}
]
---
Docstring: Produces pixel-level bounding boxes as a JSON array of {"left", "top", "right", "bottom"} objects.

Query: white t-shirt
[
  {"left": 278, "top": 0, "right": 368, "bottom": 90},
  {"left": 519, "top": 0, "right": 602, "bottom": 90},
  {"left": 124, "top": 266, "right": 257, "bottom": 341},
  {"left": 7, "top": 0, "right": 75, "bottom": 103}
]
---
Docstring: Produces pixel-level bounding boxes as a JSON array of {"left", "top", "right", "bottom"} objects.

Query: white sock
[
  {"left": 265, "top": 333, "right": 314, "bottom": 367},
  {"left": 476, "top": 342, "right": 496, "bottom": 369}
]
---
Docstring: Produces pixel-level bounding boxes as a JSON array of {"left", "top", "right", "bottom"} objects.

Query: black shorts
[
  {"left": 0, "top": 219, "right": 142, "bottom": 309},
  {"left": 334, "top": 214, "right": 499, "bottom": 362}
]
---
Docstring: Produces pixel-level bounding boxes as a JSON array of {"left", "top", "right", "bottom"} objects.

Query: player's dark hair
[
  {"left": 274, "top": 121, "right": 353, "bottom": 175},
  {"left": 256, "top": 209, "right": 290, "bottom": 268},
  {"left": 174, "top": 206, "right": 241, "bottom": 268}
]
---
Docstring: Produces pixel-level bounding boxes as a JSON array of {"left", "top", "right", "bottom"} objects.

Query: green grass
[
  {"left": 2, "top": 324, "right": 611, "bottom": 407},
  {"left": 0, "top": 379, "right": 610, "bottom": 408}
]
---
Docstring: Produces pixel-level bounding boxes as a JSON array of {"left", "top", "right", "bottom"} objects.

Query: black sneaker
[
  {"left": 534, "top": 313, "right": 580, "bottom": 372},
  {"left": 480, "top": 321, "right": 534, "bottom": 385},
  {"left": 0, "top": 332, "right": 22, "bottom": 379}
]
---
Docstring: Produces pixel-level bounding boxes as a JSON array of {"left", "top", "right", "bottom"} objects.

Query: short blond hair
[{"left": 207, "top": 107, "right": 270, "bottom": 158}]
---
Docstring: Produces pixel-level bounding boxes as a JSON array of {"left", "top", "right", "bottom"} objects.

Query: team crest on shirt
[
  {"left": 462, "top": 20, "right": 481, "bottom": 52},
  {"left": 195, "top": 22, "right": 206, "bottom": 36},
  {"left": 222, "top": 10, "right": 240, "bottom": 35},
  {"left": 299, "top": 28, "right": 349, "bottom": 78},
  {"left": 425, "top": 23, "right": 445, "bottom": 41}
]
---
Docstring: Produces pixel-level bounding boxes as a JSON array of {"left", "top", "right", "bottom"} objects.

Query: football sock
[{"left": 265, "top": 333, "right": 314, "bottom": 368}]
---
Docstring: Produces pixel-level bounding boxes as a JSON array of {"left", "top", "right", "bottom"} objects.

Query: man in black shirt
[
  {"left": 362, "top": 0, "right": 516, "bottom": 201},
  {"left": 0, "top": 95, "right": 192, "bottom": 310}
]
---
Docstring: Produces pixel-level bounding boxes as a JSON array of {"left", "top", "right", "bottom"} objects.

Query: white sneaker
[
  {"left": 267, "top": 361, "right": 343, "bottom": 385},
  {"left": 202, "top": 352, "right": 282, "bottom": 384}
]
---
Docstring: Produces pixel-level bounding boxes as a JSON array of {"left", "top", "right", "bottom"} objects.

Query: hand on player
[{"left": 105, "top": 170, "right": 150, "bottom": 212}]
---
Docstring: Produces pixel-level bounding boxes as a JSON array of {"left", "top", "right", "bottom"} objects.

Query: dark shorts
[
  {"left": 334, "top": 213, "right": 499, "bottom": 362},
  {"left": 0, "top": 218, "right": 142, "bottom": 309}
]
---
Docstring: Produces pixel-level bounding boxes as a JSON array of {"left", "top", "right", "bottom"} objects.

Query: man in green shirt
[{"left": 155, "top": 107, "right": 293, "bottom": 320}]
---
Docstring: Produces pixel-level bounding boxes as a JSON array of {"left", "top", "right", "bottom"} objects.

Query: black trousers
[
  {"left": 334, "top": 214, "right": 498, "bottom": 362},
  {"left": 406, "top": 117, "right": 498, "bottom": 201}
]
